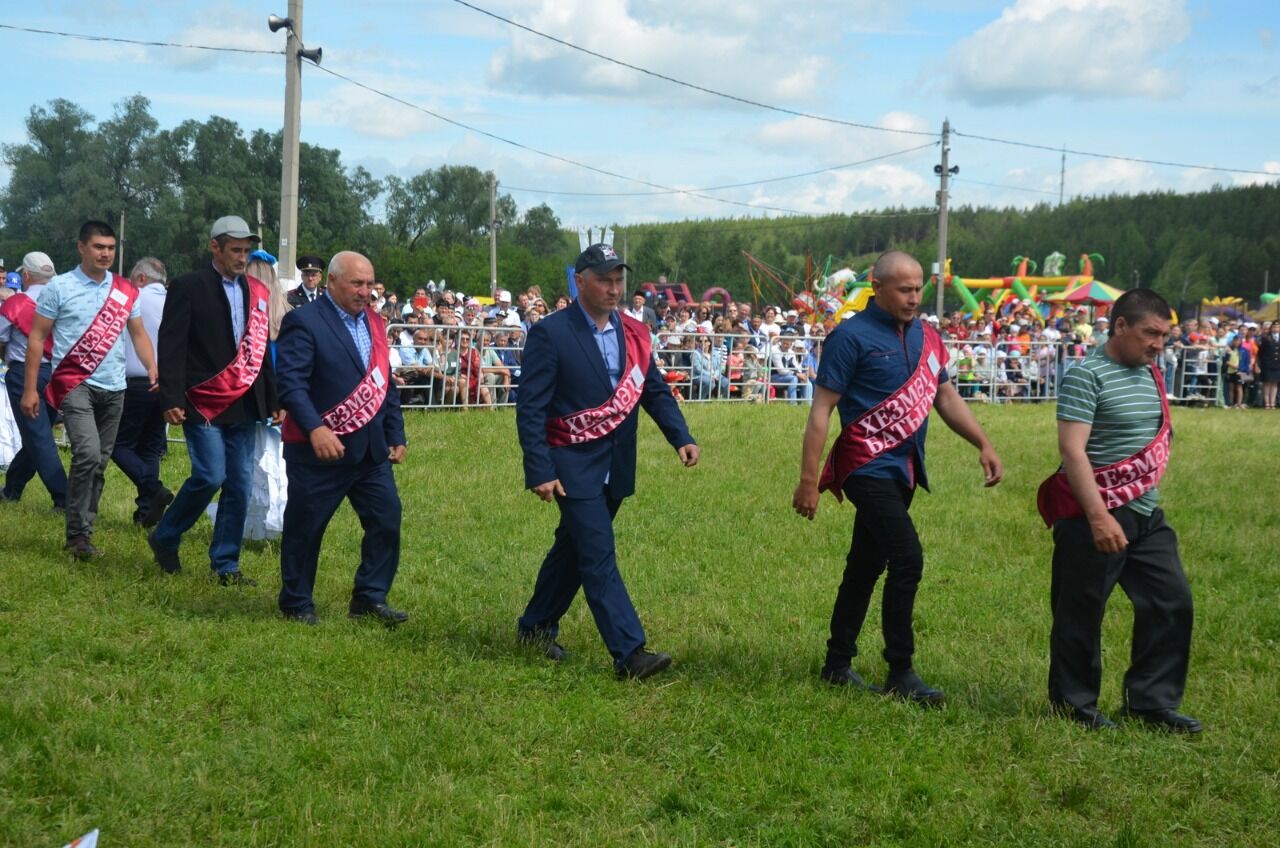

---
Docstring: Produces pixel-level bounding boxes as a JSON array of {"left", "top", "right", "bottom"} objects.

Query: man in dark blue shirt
[{"left": 793, "top": 251, "right": 1004, "bottom": 704}]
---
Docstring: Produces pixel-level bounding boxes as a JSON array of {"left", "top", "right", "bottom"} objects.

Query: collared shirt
[
  {"left": 36, "top": 267, "right": 141, "bottom": 391},
  {"left": 217, "top": 264, "right": 246, "bottom": 345},
  {"left": 326, "top": 290, "right": 371, "bottom": 369},
  {"left": 816, "top": 297, "right": 951, "bottom": 490},
  {"left": 578, "top": 299, "right": 620, "bottom": 389},
  {"left": 0, "top": 284, "right": 47, "bottom": 363},
  {"left": 125, "top": 282, "right": 166, "bottom": 378}
]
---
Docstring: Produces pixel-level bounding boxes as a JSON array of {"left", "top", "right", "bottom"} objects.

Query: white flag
[{"left": 63, "top": 829, "right": 99, "bottom": 848}]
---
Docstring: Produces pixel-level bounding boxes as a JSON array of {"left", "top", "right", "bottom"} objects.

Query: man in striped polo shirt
[{"left": 1050, "top": 288, "right": 1199, "bottom": 734}]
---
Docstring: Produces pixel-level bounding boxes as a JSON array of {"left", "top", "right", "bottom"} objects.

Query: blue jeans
[
  {"left": 4, "top": 362, "right": 67, "bottom": 507},
  {"left": 771, "top": 372, "right": 799, "bottom": 403},
  {"left": 152, "top": 419, "right": 256, "bottom": 574}
]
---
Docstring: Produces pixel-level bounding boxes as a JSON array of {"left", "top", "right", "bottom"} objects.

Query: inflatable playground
[{"left": 743, "top": 250, "right": 1124, "bottom": 324}]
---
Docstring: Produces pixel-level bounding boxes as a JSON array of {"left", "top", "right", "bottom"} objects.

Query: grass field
[{"left": 1, "top": 403, "right": 1278, "bottom": 846}]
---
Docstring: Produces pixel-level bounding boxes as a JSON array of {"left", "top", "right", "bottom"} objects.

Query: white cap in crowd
[{"left": 21, "top": 251, "right": 56, "bottom": 278}]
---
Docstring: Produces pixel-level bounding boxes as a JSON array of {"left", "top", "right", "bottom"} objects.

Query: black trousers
[
  {"left": 110, "top": 376, "right": 169, "bottom": 517},
  {"left": 826, "top": 476, "right": 923, "bottom": 672},
  {"left": 1049, "top": 506, "right": 1193, "bottom": 712}
]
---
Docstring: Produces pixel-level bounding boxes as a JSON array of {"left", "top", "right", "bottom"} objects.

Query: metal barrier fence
[{"left": 388, "top": 323, "right": 526, "bottom": 409}]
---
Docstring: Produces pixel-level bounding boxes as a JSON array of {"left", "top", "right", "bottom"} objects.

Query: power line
[
  {"left": 450, "top": 0, "right": 938, "bottom": 139},
  {"left": 952, "top": 177, "right": 1062, "bottom": 197},
  {"left": 0, "top": 22, "right": 283, "bottom": 55},
  {"left": 504, "top": 141, "right": 937, "bottom": 197},
  {"left": 313, "top": 63, "right": 895, "bottom": 218},
  {"left": 612, "top": 209, "right": 938, "bottom": 233},
  {"left": 954, "top": 129, "right": 1280, "bottom": 179}
]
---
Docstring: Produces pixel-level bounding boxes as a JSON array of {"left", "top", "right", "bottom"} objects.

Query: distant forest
[{"left": 3, "top": 96, "right": 1276, "bottom": 313}]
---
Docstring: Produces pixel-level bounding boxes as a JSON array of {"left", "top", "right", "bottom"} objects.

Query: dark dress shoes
[
  {"left": 64, "top": 535, "right": 103, "bottom": 561},
  {"left": 147, "top": 531, "right": 181, "bottom": 574},
  {"left": 283, "top": 610, "right": 320, "bottom": 626},
  {"left": 1120, "top": 706, "right": 1203, "bottom": 735},
  {"left": 883, "top": 668, "right": 945, "bottom": 706},
  {"left": 518, "top": 630, "right": 569, "bottom": 661},
  {"left": 1053, "top": 702, "right": 1117, "bottom": 730},
  {"left": 616, "top": 648, "right": 672, "bottom": 681},
  {"left": 820, "top": 665, "right": 881, "bottom": 692},
  {"left": 349, "top": 599, "right": 409, "bottom": 625},
  {"left": 218, "top": 571, "right": 257, "bottom": 587},
  {"left": 138, "top": 487, "right": 175, "bottom": 528}
]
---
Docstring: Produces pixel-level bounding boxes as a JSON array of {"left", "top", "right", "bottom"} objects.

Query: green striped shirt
[{"left": 1056, "top": 347, "right": 1163, "bottom": 515}]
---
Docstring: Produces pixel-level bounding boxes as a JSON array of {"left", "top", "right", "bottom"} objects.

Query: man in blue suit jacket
[
  {"left": 516, "top": 244, "right": 700, "bottom": 680},
  {"left": 275, "top": 251, "right": 408, "bottom": 626}
]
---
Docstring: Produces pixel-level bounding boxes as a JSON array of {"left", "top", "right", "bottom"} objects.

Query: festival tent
[
  {"left": 1250, "top": 299, "right": 1280, "bottom": 322},
  {"left": 1045, "top": 280, "right": 1125, "bottom": 306}
]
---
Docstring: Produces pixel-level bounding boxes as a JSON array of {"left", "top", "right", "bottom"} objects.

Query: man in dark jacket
[{"left": 148, "top": 216, "right": 280, "bottom": 583}]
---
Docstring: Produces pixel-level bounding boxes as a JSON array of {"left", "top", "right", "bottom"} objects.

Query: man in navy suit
[
  {"left": 275, "top": 251, "right": 408, "bottom": 626},
  {"left": 516, "top": 243, "right": 700, "bottom": 680}
]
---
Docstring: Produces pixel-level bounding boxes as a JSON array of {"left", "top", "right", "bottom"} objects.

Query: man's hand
[
  {"left": 1088, "top": 511, "right": 1128, "bottom": 554},
  {"left": 530, "top": 479, "right": 565, "bottom": 502},
  {"left": 147, "top": 364, "right": 159, "bottom": 391},
  {"left": 388, "top": 444, "right": 406, "bottom": 464},
  {"left": 163, "top": 407, "right": 186, "bottom": 425},
  {"left": 677, "top": 443, "right": 700, "bottom": 467},
  {"left": 19, "top": 389, "right": 40, "bottom": 419},
  {"left": 792, "top": 480, "right": 820, "bottom": 521},
  {"left": 978, "top": 446, "right": 1003, "bottom": 487},
  {"left": 271, "top": 409, "right": 285, "bottom": 427},
  {"left": 310, "top": 425, "right": 345, "bottom": 461}
]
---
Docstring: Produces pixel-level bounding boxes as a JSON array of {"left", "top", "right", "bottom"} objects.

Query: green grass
[{"left": 2, "top": 404, "right": 1278, "bottom": 846}]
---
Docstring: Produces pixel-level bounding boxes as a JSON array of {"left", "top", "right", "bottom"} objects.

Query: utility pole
[
  {"left": 489, "top": 173, "right": 498, "bottom": 298},
  {"left": 256, "top": 198, "right": 264, "bottom": 244},
  {"left": 622, "top": 229, "right": 628, "bottom": 290},
  {"left": 934, "top": 119, "right": 955, "bottom": 317},
  {"left": 277, "top": 0, "right": 304, "bottom": 279},
  {"left": 117, "top": 210, "right": 125, "bottom": 275},
  {"left": 1059, "top": 145, "right": 1066, "bottom": 207}
]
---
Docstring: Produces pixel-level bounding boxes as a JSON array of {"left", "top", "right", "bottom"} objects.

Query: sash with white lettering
[
  {"left": 818, "top": 326, "right": 947, "bottom": 502},
  {"left": 282, "top": 308, "right": 391, "bottom": 443},
  {"left": 0, "top": 291, "right": 54, "bottom": 360},
  {"left": 1036, "top": 364, "right": 1170, "bottom": 528},
  {"left": 45, "top": 275, "right": 138, "bottom": 410},
  {"left": 185, "top": 275, "right": 271, "bottom": 422},
  {"left": 545, "top": 314, "right": 652, "bottom": 447}
]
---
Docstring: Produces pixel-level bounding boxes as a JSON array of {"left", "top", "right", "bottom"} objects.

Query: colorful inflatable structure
[{"left": 921, "top": 252, "right": 1106, "bottom": 314}]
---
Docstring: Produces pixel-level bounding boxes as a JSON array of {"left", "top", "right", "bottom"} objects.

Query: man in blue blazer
[
  {"left": 516, "top": 244, "right": 700, "bottom": 680},
  {"left": 275, "top": 251, "right": 408, "bottom": 626}
]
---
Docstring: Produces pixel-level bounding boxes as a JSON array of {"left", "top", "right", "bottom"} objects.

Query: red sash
[
  {"left": 282, "top": 308, "right": 391, "bottom": 443},
  {"left": 45, "top": 275, "right": 138, "bottom": 410},
  {"left": 818, "top": 326, "right": 947, "bottom": 502},
  {"left": 546, "top": 314, "right": 652, "bottom": 447},
  {"left": 0, "top": 292, "right": 54, "bottom": 360},
  {"left": 185, "top": 275, "right": 271, "bottom": 422},
  {"left": 1036, "top": 364, "right": 1171, "bottom": 527}
]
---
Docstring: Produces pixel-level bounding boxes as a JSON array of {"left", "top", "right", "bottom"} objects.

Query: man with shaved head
[
  {"left": 793, "top": 250, "right": 1004, "bottom": 704},
  {"left": 275, "top": 251, "right": 408, "bottom": 626}
]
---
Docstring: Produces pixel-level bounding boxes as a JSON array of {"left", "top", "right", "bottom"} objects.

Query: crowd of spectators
[{"left": 378, "top": 280, "right": 1280, "bottom": 410}]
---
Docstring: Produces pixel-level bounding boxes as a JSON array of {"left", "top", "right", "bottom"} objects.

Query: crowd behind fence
[{"left": 382, "top": 325, "right": 1248, "bottom": 410}]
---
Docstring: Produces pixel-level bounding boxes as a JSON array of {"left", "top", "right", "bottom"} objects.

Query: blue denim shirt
[
  {"left": 816, "top": 298, "right": 950, "bottom": 490},
  {"left": 36, "top": 267, "right": 141, "bottom": 391}
]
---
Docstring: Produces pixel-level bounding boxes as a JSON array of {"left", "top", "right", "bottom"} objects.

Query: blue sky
[{"left": 2, "top": 0, "right": 1277, "bottom": 229}]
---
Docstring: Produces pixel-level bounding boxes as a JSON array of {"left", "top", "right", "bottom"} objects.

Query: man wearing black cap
[
  {"left": 288, "top": 254, "right": 326, "bottom": 308},
  {"left": 515, "top": 243, "right": 700, "bottom": 680},
  {"left": 148, "top": 215, "right": 280, "bottom": 584}
]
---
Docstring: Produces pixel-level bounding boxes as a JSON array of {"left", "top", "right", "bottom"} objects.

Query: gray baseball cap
[{"left": 210, "top": 215, "right": 260, "bottom": 241}]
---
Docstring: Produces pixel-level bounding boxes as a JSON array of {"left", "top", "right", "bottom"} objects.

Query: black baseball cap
[{"left": 574, "top": 243, "right": 631, "bottom": 275}]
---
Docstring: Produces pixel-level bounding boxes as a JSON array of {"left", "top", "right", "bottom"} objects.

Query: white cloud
[
  {"left": 749, "top": 164, "right": 934, "bottom": 214},
  {"left": 1260, "top": 27, "right": 1274, "bottom": 49},
  {"left": 939, "top": 0, "right": 1192, "bottom": 105},
  {"left": 482, "top": 0, "right": 870, "bottom": 108},
  {"left": 1064, "top": 158, "right": 1155, "bottom": 196},
  {"left": 1233, "top": 161, "right": 1280, "bottom": 188},
  {"left": 753, "top": 113, "right": 934, "bottom": 160}
]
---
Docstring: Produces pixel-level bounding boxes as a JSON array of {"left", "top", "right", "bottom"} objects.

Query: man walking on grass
[
  {"left": 515, "top": 243, "right": 699, "bottom": 681},
  {"left": 148, "top": 216, "right": 279, "bottom": 585},
  {"left": 1038, "top": 288, "right": 1200, "bottom": 734},
  {"left": 792, "top": 250, "right": 1003, "bottom": 704},
  {"left": 21, "top": 221, "right": 157, "bottom": 560}
]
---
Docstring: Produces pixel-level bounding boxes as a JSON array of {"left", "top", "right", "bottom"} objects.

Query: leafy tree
[{"left": 511, "top": 203, "right": 566, "bottom": 256}]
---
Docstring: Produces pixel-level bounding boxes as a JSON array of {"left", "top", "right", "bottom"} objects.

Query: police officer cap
[{"left": 296, "top": 254, "right": 325, "bottom": 273}]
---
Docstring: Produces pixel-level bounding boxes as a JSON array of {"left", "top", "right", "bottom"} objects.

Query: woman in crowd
[{"left": 1258, "top": 320, "right": 1280, "bottom": 409}]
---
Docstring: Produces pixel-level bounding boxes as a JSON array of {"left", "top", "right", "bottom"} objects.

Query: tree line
[{"left": 3, "top": 96, "right": 1276, "bottom": 311}]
